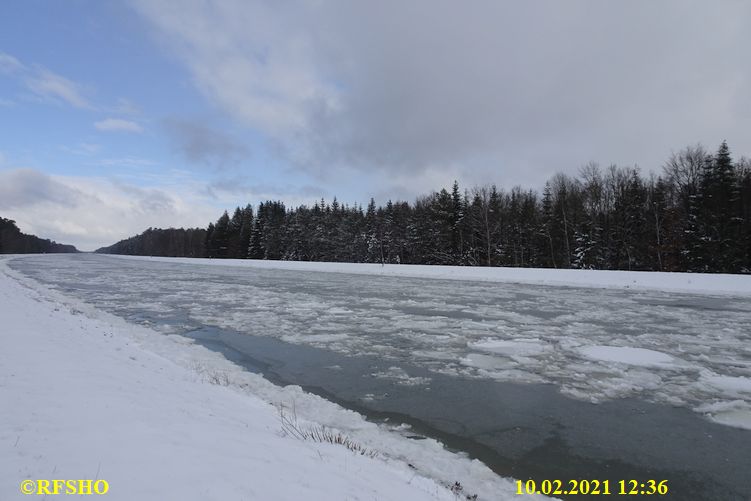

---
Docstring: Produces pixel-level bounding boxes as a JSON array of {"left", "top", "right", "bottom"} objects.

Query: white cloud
[
  {"left": 25, "top": 68, "right": 92, "bottom": 109},
  {"left": 94, "top": 118, "right": 144, "bottom": 133},
  {"left": 0, "top": 168, "right": 86, "bottom": 209},
  {"left": 133, "top": 1, "right": 337, "bottom": 134},
  {"left": 0, "top": 168, "right": 219, "bottom": 251},
  {"left": 0, "top": 52, "right": 23, "bottom": 74},
  {"left": 163, "top": 118, "right": 248, "bottom": 168},
  {"left": 112, "top": 98, "right": 141, "bottom": 115},
  {"left": 133, "top": 0, "right": 751, "bottom": 194},
  {"left": 62, "top": 143, "right": 101, "bottom": 156},
  {"left": 98, "top": 156, "right": 156, "bottom": 168},
  {"left": 0, "top": 51, "right": 93, "bottom": 109}
]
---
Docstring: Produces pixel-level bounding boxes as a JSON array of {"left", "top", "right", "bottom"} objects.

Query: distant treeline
[
  {"left": 97, "top": 141, "right": 751, "bottom": 273},
  {"left": 96, "top": 227, "right": 206, "bottom": 257},
  {"left": 0, "top": 217, "right": 78, "bottom": 254}
]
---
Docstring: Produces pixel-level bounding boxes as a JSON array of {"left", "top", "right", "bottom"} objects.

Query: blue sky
[
  {"left": 0, "top": 1, "right": 325, "bottom": 249},
  {"left": 2, "top": 1, "right": 750, "bottom": 250},
  {"left": 1, "top": 2, "right": 186, "bottom": 175},
  {"left": 0, "top": 1, "right": 282, "bottom": 189}
]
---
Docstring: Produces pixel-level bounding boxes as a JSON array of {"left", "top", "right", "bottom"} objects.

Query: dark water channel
[{"left": 188, "top": 326, "right": 749, "bottom": 501}]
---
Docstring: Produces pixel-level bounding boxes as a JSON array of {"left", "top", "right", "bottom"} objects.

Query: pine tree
[
  {"left": 738, "top": 159, "right": 751, "bottom": 271},
  {"left": 212, "top": 211, "right": 231, "bottom": 258},
  {"left": 450, "top": 181, "right": 464, "bottom": 260},
  {"left": 238, "top": 204, "right": 254, "bottom": 259},
  {"left": 364, "top": 198, "right": 381, "bottom": 263},
  {"left": 227, "top": 206, "right": 244, "bottom": 258},
  {"left": 248, "top": 203, "right": 265, "bottom": 259},
  {"left": 204, "top": 223, "right": 215, "bottom": 257},
  {"left": 540, "top": 183, "right": 557, "bottom": 268},
  {"left": 620, "top": 169, "right": 647, "bottom": 269},
  {"left": 692, "top": 141, "right": 740, "bottom": 271}
]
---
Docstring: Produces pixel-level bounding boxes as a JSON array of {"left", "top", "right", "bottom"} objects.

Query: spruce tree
[
  {"left": 238, "top": 204, "right": 254, "bottom": 259},
  {"left": 697, "top": 141, "right": 739, "bottom": 271},
  {"left": 211, "top": 211, "right": 231, "bottom": 258},
  {"left": 248, "top": 203, "right": 265, "bottom": 259}
]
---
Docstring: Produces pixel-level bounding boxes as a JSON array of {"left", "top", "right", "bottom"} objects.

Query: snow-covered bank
[
  {"left": 106, "top": 254, "right": 751, "bottom": 296},
  {"left": 0, "top": 257, "right": 544, "bottom": 501}
]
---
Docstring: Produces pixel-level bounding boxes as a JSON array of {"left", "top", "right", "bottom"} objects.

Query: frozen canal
[{"left": 11, "top": 254, "right": 751, "bottom": 500}]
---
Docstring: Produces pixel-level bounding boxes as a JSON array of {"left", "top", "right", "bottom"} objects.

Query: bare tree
[
  {"left": 470, "top": 186, "right": 500, "bottom": 266},
  {"left": 663, "top": 144, "right": 708, "bottom": 209}
]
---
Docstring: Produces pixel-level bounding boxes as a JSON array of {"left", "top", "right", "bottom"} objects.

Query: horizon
[{"left": 2, "top": 1, "right": 750, "bottom": 251}]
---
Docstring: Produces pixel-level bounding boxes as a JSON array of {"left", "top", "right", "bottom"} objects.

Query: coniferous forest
[
  {"left": 96, "top": 227, "right": 207, "bottom": 258},
  {"left": 0, "top": 218, "right": 78, "bottom": 254},
  {"left": 97, "top": 142, "right": 751, "bottom": 273}
]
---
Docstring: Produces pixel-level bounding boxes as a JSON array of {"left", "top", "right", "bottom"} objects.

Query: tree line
[
  {"left": 97, "top": 141, "right": 751, "bottom": 273},
  {"left": 0, "top": 217, "right": 78, "bottom": 254},
  {"left": 96, "top": 227, "right": 206, "bottom": 258}
]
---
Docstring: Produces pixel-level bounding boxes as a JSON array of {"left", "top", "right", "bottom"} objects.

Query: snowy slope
[
  {"left": 106, "top": 254, "right": 751, "bottom": 296},
  {"left": 0, "top": 257, "right": 547, "bottom": 501}
]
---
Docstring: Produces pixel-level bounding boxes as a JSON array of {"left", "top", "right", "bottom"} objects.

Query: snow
[
  {"left": 694, "top": 401, "right": 751, "bottom": 431},
  {"left": 461, "top": 339, "right": 553, "bottom": 377},
  {"left": 702, "top": 375, "right": 751, "bottom": 395},
  {"left": 577, "top": 345, "right": 677, "bottom": 368},
  {"left": 107, "top": 254, "right": 751, "bottom": 295},
  {"left": 470, "top": 338, "right": 552, "bottom": 358},
  {"left": 0, "top": 256, "right": 549, "bottom": 501}
]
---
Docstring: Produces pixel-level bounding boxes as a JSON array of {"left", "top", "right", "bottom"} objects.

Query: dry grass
[
  {"left": 277, "top": 405, "right": 377, "bottom": 458},
  {"left": 190, "top": 361, "right": 232, "bottom": 386}
]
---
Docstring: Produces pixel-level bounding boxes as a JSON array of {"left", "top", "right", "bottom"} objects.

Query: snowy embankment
[
  {"left": 0, "top": 257, "right": 546, "bottom": 501},
  {"left": 107, "top": 254, "right": 751, "bottom": 296}
]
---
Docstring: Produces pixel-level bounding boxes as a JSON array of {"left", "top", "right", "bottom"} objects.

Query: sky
[{"left": 1, "top": 0, "right": 750, "bottom": 251}]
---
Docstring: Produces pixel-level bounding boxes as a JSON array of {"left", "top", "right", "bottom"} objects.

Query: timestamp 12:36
[{"left": 516, "top": 479, "right": 669, "bottom": 496}]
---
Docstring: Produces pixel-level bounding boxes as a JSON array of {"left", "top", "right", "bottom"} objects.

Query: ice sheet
[
  {"left": 0, "top": 256, "right": 546, "bottom": 501},
  {"left": 8, "top": 254, "right": 751, "bottom": 430},
  {"left": 577, "top": 345, "right": 677, "bottom": 367}
]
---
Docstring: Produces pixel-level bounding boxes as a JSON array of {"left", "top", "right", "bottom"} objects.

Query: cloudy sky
[{"left": 1, "top": 1, "right": 750, "bottom": 250}]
